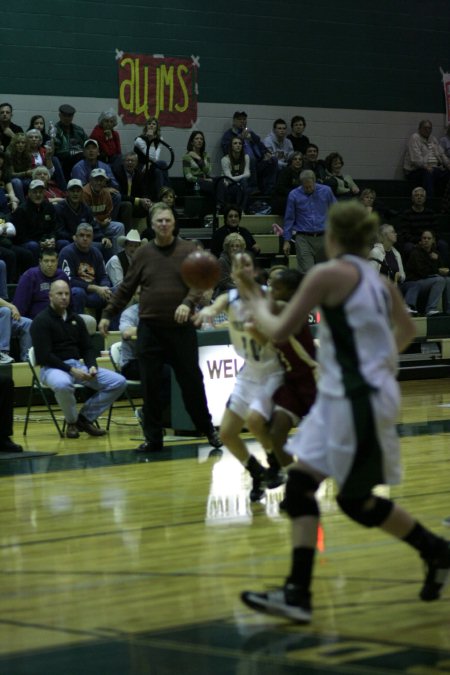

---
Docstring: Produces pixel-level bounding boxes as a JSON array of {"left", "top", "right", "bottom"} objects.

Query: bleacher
[{"left": 5, "top": 177, "right": 450, "bottom": 384}]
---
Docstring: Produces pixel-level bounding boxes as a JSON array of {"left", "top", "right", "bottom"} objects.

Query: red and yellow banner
[{"left": 118, "top": 53, "right": 198, "bottom": 127}]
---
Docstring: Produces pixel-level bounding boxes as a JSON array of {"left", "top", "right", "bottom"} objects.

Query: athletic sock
[
  {"left": 287, "top": 546, "right": 315, "bottom": 591},
  {"left": 403, "top": 522, "right": 447, "bottom": 558},
  {"left": 246, "top": 455, "right": 264, "bottom": 478},
  {"left": 266, "top": 451, "right": 281, "bottom": 472}
]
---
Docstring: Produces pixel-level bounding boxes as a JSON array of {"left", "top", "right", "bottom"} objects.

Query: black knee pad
[
  {"left": 283, "top": 470, "right": 320, "bottom": 519},
  {"left": 336, "top": 494, "right": 394, "bottom": 528}
]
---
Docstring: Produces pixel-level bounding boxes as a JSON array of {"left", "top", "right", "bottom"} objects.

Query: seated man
[
  {"left": 55, "top": 178, "right": 115, "bottom": 262},
  {"left": 302, "top": 143, "right": 327, "bottom": 183},
  {"left": 263, "top": 118, "right": 294, "bottom": 172},
  {"left": 0, "top": 102, "right": 23, "bottom": 153},
  {"left": 113, "top": 152, "right": 153, "bottom": 231},
  {"left": 58, "top": 223, "right": 112, "bottom": 317},
  {"left": 82, "top": 169, "right": 125, "bottom": 255},
  {"left": 13, "top": 248, "right": 69, "bottom": 319},
  {"left": 72, "top": 139, "right": 125, "bottom": 223},
  {"left": 0, "top": 258, "right": 32, "bottom": 363},
  {"left": 71, "top": 139, "right": 119, "bottom": 189},
  {"left": 397, "top": 187, "right": 448, "bottom": 264},
  {"left": 10, "top": 179, "right": 57, "bottom": 265},
  {"left": 53, "top": 104, "right": 87, "bottom": 179},
  {"left": 30, "top": 279, "right": 126, "bottom": 438},
  {"left": 105, "top": 229, "right": 147, "bottom": 289},
  {"left": 0, "top": 374, "right": 23, "bottom": 452},
  {"left": 287, "top": 115, "right": 310, "bottom": 154},
  {"left": 403, "top": 120, "right": 450, "bottom": 197},
  {"left": 402, "top": 229, "right": 450, "bottom": 316},
  {"left": 221, "top": 111, "right": 277, "bottom": 194}
]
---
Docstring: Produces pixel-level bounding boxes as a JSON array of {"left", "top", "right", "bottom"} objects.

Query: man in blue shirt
[{"left": 283, "top": 170, "right": 336, "bottom": 273}]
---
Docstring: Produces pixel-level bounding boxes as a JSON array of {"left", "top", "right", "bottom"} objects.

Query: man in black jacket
[
  {"left": 113, "top": 152, "right": 152, "bottom": 230},
  {"left": 31, "top": 279, "right": 126, "bottom": 438}
]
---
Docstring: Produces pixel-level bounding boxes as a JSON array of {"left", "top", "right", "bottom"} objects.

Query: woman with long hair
[
  {"left": 238, "top": 200, "right": 449, "bottom": 624},
  {"left": 6, "top": 132, "right": 33, "bottom": 202},
  {"left": 134, "top": 118, "right": 172, "bottom": 200},
  {"left": 182, "top": 131, "right": 214, "bottom": 192},
  {"left": 220, "top": 137, "right": 251, "bottom": 212}
]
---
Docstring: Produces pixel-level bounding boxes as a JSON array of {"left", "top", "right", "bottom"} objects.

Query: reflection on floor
[{"left": 1, "top": 405, "right": 450, "bottom": 675}]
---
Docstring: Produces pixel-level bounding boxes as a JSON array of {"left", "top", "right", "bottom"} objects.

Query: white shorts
[
  {"left": 227, "top": 368, "right": 284, "bottom": 422},
  {"left": 285, "top": 378, "right": 402, "bottom": 496}
]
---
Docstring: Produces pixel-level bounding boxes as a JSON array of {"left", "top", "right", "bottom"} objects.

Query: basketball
[{"left": 180, "top": 250, "right": 221, "bottom": 291}]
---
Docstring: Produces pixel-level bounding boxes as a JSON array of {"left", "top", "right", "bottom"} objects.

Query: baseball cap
[
  {"left": 67, "top": 178, "right": 83, "bottom": 190},
  {"left": 29, "top": 180, "right": 45, "bottom": 190},
  {"left": 90, "top": 168, "right": 108, "bottom": 179},
  {"left": 84, "top": 139, "right": 99, "bottom": 148}
]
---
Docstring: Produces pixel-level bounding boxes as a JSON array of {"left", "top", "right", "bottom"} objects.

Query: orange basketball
[{"left": 180, "top": 250, "right": 221, "bottom": 290}]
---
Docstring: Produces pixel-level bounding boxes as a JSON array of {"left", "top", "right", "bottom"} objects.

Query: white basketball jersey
[
  {"left": 318, "top": 255, "right": 398, "bottom": 397},
  {"left": 227, "top": 288, "right": 281, "bottom": 377}
]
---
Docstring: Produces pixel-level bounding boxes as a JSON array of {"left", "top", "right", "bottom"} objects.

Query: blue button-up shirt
[{"left": 283, "top": 183, "right": 336, "bottom": 240}]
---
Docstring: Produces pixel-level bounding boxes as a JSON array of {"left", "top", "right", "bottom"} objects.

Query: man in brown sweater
[{"left": 99, "top": 203, "right": 221, "bottom": 452}]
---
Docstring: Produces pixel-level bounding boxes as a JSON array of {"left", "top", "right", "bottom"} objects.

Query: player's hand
[
  {"left": 98, "top": 318, "right": 110, "bottom": 336},
  {"left": 174, "top": 303, "right": 190, "bottom": 323},
  {"left": 191, "top": 308, "right": 213, "bottom": 327}
]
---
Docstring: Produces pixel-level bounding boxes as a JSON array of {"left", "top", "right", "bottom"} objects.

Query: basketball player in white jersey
[
  {"left": 237, "top": 200, "right": 450, "bottom": 623},
  {"left": 193, "top": 252, "right": 284, "bottom": 501}
]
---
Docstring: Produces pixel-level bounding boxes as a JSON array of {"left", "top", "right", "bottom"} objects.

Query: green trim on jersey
[
  {"left": 322, "top": 304, "right": 374, "bottom": 398},
  {"left": 341, "top": 393, "right": 384, "bottom": 498}
]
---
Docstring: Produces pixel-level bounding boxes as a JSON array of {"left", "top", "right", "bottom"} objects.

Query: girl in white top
[
  {"left": 194, "top": 252, "right": 284, "bottom": 502},
  {"left": 238, "top": 200, "right": 450, "bottom": 624}
]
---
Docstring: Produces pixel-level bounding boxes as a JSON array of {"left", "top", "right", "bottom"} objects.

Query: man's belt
[{"left": 296, "top": 231, "right": 324, "bottom": 237}]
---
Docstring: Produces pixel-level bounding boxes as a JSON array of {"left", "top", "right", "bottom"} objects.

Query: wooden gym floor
[{"left": 0, "top": 378, "right": 449, "bottom": 674}]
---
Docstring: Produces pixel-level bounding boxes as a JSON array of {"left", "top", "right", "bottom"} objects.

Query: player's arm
[
  {"left": 240, "top": 265, "right": 329, "bottom": 341},
  {"left": 192, "top": 293, "right": 228, "bottom": 326},
  {"left": 385, "top": 279, "right": 416, "bottom": 353}
]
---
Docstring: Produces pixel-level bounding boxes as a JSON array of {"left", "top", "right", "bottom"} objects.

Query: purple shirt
[{"left": 13, "top": 267, "right": 69, "bottom": 319}]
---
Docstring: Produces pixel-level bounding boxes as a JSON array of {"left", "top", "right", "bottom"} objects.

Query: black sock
[
  {"left": 403, "top": 522, "right": 446, "bottom": 558},
  {"left": 287, "top": 546, "right": 315, "bottom": 591},
  {"left": 246, "top": 455, "right": 264, "bottom": 478},
  {"left": 266, "top": 452, "right": 280, "bottom": 472}
]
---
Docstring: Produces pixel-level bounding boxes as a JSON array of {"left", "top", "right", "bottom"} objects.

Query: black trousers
[
  {"left": 136, "top": 321, "right": 212, "bottom": 443},
  {"left": 0, "top": 375, "right": 14, "bottom": 439}
]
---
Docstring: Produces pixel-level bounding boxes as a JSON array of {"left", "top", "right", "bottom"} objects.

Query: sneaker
[
  {"left": 136, "top": 440, "right": 164, "bottom": 452},
  {"left": 426, "top": 310, "right": 441, "bottom": 317},
  {"left": 241, "top": 582, "right": 312, "bottom": 623},
  {"left": 266, "top": 454, "right": 285, "bottom": 490},
  {"left": 205, "top": 428, "right": 223, "bottom": 449},
  {"left": 442, "top": 517, "right": 450, "bottom": 527},
  {"left": 406, "top": 305, "right": 418, "bottom": 316},
  {"left": 420, "top": 541, "right": 450, "bottom": 601},
  {"left": 250, "top": 474, "right": 266, "bottom": 502},
  {"left": 0, "top": 352, "right": 14, "bottom": 364},
  {"left": 65, "top": 423, "right": 80, "bottom": 439}
]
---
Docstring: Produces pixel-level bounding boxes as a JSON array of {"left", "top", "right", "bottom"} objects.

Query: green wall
[{"left": 2, "top": 0, "right": 449, "bottom": 111}]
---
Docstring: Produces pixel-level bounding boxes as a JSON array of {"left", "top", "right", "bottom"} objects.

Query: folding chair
[
  {"left": 106, "top": 341, "right": 141, "bottom": 430},
  {"left": 23, "top": 346, "right": 85, "bottom": 437}
]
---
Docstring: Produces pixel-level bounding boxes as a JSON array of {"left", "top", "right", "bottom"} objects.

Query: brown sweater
[{"left": 102, "top": 237, "right": 198, "bottom": 327}]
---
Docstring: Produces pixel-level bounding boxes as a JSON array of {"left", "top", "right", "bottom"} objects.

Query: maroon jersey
[{"left": 273, "top": 324, "right": 317, "bottom": 418}]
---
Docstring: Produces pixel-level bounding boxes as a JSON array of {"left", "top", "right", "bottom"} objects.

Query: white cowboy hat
[{"left": 117, "top": 229, "right": 148, "bottom": 248}]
